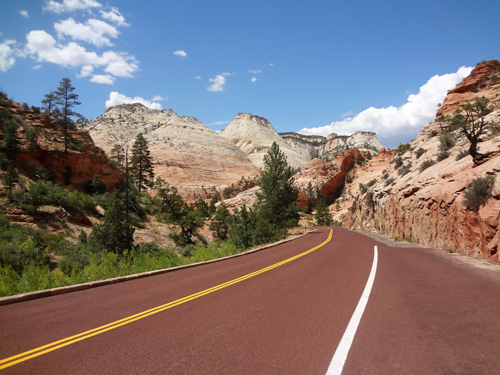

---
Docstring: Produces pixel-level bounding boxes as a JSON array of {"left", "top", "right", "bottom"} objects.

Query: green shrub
[
  {"left": 398, "top": 163, "right": 412, "bottom": 176},
  {"left": 359, "top": 183, "right": 367, "bottom": 194},
  {"left": 393, "top": 156, "right": 404, "bottom": 169},
  {"left": 419, "top": 159, "right": 436, "bottom": 172},
  {"left": 415, "top": 148, "right": 426, "bottom": 159},
  {"left": 439, "top": 132, "right": 455, "bottom": 152},
  {"left": 85, "top": 175, "right": 108, "bottom": 195},
  {"left": 384, "top": 177, "right": 395, "bottom": 186},
  {"left": 67, "top": 190, "right": 96, "bottom": 213},
  {"left": 455, "top": 149, "right": 469, "bottom": 161},
  {"left": 462, "top": 175, "right": 495, "bottom": 211},
  {"left": 437, "top": 151, "right": 450, "bottom": 161},
  {"left": 395, "top": 143, "right": 411, "bottom": 155}
]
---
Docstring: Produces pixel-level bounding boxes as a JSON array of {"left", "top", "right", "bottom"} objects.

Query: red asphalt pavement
[{"left": 1, "top": 227, "right": 500, "bottom": 374}]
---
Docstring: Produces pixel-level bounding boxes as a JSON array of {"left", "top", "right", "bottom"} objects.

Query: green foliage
[
  {"left": 130, "top": 133, "right": 154, "bottom": 191},
  {"left": 255, "top": 142, "right": 300, "bottom": 230},
  {"left": 110, "top": 144, "right": 125, "bottom": 168},
  {"left": 314, "top": 197, "right": 332, "bottom": 226},
  {"left": 53, "top": 78, "right": 82, "bottom": 153},
  {"left": 2, "top": 162, "right": 19, "bottom": 194},
  {"left": 2, "top": 118, "right": 19, "bottom": 159},
  {"left": 436, "top": 151, "right": 450, "bottom": 161},
  {"left": 209, "top": 204, "right": 232, "bottom": 241},
  {"left": 67, "top": 190, "right": 96, "bottom": 213},
  {"left": 439, "top": 132, "right": 455, "bottom": 152},
  {"left": 393, "top": 156, "right": 404, "bottom": 169},
  {"left": 397, "top": 163, "right": 412, "bottom": 176},
  {"left": 88, "top": 192, "right": 135, "bottom": 254},
  {"left": 366, "top": 178, "right": 376, "bottom": 188},
  {"left": 359, "top": 183, "right": 367, "bottom": 194},
  {"left": 195, "top": 198, "right": 210, "bottom": 218},
  {"left": 462, "top": 175, "right": 495, "bottom": 211},
  {"left": 25, "top": 125, "right": 40, "bottom": 151},
  {"left": 455, "top": 149, "right": 470, "bottom": 161},
  {"left": 419, "top": 159, "right": 436, "bottom": 172},
  {"left": 395, "top": 143, "right": 411, "bottom": 155},
  {"left": 415, "top": 148, "right": 426, "bottom": 159},
  {"left": 85, "top": 175, "right": 108, "bottom": 195},
  {"left": 384, "top": 177, "right": 395, "bottom": 186},
  {"left": 365, "top": 191, "right": 375, "bottom": 210}
]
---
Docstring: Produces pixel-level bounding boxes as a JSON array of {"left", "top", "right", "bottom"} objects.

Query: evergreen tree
[
  {"left": 254, "top": 142, "right": 300, "bottom": 231},
  {"left": 110, "top": 144, "right": 125, "bottom": 167},
  {"left": 2, "top": 119, "right": 19, "bottom": 160},
  {"left": 53, "top": 78, "right": 82, "bottom": 153},
  {"left": 209, "top": 204, "right": 232, "bottom": 241},
  {"left": 130, "top": 133, "right": 154, "bottom": 191},
  {"left": 41, "top": 90, "right": 56, "bottom": 115},
  {"left": 314, "top": 197, "right": 332, "bottom": 226},
  {"left": 229, "top": 205, "right": 255, "bottom": 249},
  {"left": 89, "top": 192, "right": 135, "bottom": 255},
  {"left": 2, "top": 162, "right": 19, "bottom": 194}
]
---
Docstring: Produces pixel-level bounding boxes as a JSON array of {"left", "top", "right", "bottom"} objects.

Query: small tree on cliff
[
  {"left": 41, "top": 90, "right": 56, "bottom": 115},
  {"left": 449, "top": 98, "right": 496, "bottom": 165},
  {"left": 314, "top": 197, "right": 332, "bottom": 226},
  {"left": 130, "top": 133, "right": 155, "bottom": 192},
  {"left": 254, "top": 142, "right": 300, "bottom": 233}
]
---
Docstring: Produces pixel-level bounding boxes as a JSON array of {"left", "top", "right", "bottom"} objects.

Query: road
[{"left": 1, "top": 227, "right": 500, "bottom": 374}]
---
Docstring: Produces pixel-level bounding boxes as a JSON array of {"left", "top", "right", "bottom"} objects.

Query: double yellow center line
[{"left": 0, "top": 229, "right": 332, "bottom": 370}]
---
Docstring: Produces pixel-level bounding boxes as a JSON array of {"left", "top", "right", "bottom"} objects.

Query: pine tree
[
  {"left": 314, "top": 197, "right": 332, "bottom": 226},
  {"left": 110, "top": 144, "right": 125, "bottom": 167},
  {"left": 89, "top": 192, "right": 135, "bottom": 255},
  {"left": 2, "top": 119, "right": 19, "bottom": 160},
  {"left": 255, "top": 142, "right": 300, "bottom": 231},
  {"left": 53, "top": 78, "right": 82, "bottom": 153},
  {"left": 209, "top": 204, "right": 231, "bottom": 241},
  {"left": 41, "top": 90, "right": 56, "bottom": 115},
  {"left": 130, "top": 133, "right": 154, "bottom": 191},
  {"left": 1, "top": 162, "right": 19, "bottom": 194}
]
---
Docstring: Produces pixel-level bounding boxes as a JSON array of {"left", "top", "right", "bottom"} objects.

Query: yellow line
[{"left": 0, "top": 229, "right": 333, "bottom": 370}]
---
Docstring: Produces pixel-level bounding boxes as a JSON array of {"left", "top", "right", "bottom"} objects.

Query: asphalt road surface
[{"left": 1, "top": 227, "right": 500, "bottom": 374}]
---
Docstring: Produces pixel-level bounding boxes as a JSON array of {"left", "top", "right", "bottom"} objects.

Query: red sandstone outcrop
[
  {"left": 0, "top": 101, "right": 122, "bottom": 191},
  {"left": 437, "top": 60, "right": 500, "bottom": 117}
]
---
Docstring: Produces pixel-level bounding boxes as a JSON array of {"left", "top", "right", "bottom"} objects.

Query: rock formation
[
  {"left": 340, "top": 60, "right": 500, "bottom": 263},
  {"left": 0, "top": 100, "right": 122, "bottom": 191},
  {"left": 318, "top": 131, "right": 384, "bottom": 159},
  {"left": 87, "top": 104, "right": 259, "bottom": 200},
  {"left": 219, "top": 113, "right": 312, "bottom": 169}
]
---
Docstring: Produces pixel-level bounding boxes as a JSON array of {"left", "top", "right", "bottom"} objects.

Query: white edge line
[{"left": 326, "top": 245, "right": 379, "bottom": 375}]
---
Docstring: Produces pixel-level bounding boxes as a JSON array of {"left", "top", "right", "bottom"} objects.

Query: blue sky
[{"left": 1, "top": 0, "right": 499, "bottom": 148}]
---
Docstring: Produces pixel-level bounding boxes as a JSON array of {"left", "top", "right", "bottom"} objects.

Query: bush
[
  {"left": 462, "top": 175, "right": 495, "bottom": 211},
  {"left": 437, "top": 151, "right": 450, "bottom": 161},
  {"left": 455, "top": 149, "right": 469, "bottom": 161},
  {"left": 439, "top": 132, "right": 455, "bottom": 152},
  {"left": 366, "top": 178, "right": 377, "bottom": 188},
  {"left": 359, "top": 183, "right": 367, "bottom": 194},
  {"left": 395, "top": 143, "right": 411, "bottom": 155},
  {"left": 398, "top": 163, "right": 412, "bottom": 176},
  {"left": 428, "top": 130, "right": 438, "bottom": 138},
  {"left": 415, "top": 148, "right": 426, "bottom": 159},
  {"left": 85, "top": 175, "right": 108, "bottom": 195},
  {"left": 393, "top": 156, "right": 403, "bottom": 169},
  {"left": 419, "top": 159, "right": 436, "bottom": 172},
  {"left": 384, "top": 177, "right": 395, "bottom": 186}
]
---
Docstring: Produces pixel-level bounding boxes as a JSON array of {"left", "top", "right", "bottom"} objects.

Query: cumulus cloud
[
  {"left": 207, "top": 72, "right": 232, "bottom": 92},
  {"left": 90, "top": 74, "right": 114, "bottom": 84},
  {"left": 23, "top": 30, "right": 138, "bottom": 78},
  {"left": 0, "top": 40, "right": 16, "bottom": 72},
  {"left": 251, "top": 77, "right": 257, "bottom": 82},
  {"left": 105, "top": 91, "right": 163, "bottom": 110},
  {"left": 54, "top": 17, "right": 119, "bottom": 47},
  {"left": 55, "top": 17, "right": 119, "bottom": 47},
  {"left": 299, "top": 66, "right": 473, "bottom": 146},
  {"left": 341, "top": 110, "right": 353, "bottom": 117},
  {"left": 249, "top": 69, "right": 262, "bottom": 74},
  {"left": 19, "top": 10, "right": 29, "bottom": 18},
  {"left": 43, "top": 0, "right": 102, "bottom": 13},
  {"left": 100, "top": 7, "right": 128, "bottom": 26},
  {"left": 173, "top": 50, "right": 187, "bottom": 57}
]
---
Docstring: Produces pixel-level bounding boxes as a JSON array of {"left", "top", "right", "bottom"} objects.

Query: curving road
[{"left": 1, "top": 228, "right": 500, "bottom": 374}]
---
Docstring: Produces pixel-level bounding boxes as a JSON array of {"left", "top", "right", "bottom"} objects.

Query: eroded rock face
[
  {"left": 437, "top": 60, "right": 500, "bottom": 117},
  {"left": 219, "top": 113, "right": 311, "bottom": 169},
  {"left": 318, "top": 131, "right": 384, "bottom": 159},
  {"left": 87, "top": 104, "right": 259, "bottom": 200}
]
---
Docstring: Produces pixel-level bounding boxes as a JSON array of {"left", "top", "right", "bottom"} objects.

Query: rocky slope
[
  {"left": 219, "top": 113, "right": 312, "bottom": 169},
  {"left": 340, "top": 60, "right": 500, "bottom": 263},
  {"left": 318, "top": 131, "right": 384, "bottom": 159},
  {"left": 87, "top": 104, "right": 259, "bottom": 200},
  {"left": 0, "top": 100, "right": 122, "bottom": 191}
]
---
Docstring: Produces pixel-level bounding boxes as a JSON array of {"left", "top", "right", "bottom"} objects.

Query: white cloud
[
  {"left": 151, "top": 95, "right": 168, "bottom": 101},
  {"left": 195, "top": 76, "right": 202, "bottom": 79},
  {"left": 43, "top": 0, "right": 102, "bottom": 14},
  {"left": 90, "top": 74, "right": 114, "bottom": 84},
  {"left": 23, "top": 30, "right": 139, "bottom": 78},
  {"left": 341, "top": 111, "right": 353, "bottom": 117},
  {"left": 32, "top": 64, "right": 42, "bottom": 70},
  {"left": 270, "top": 63, "right": 274, "bottom": 66},
  {"left": 249, "top": 69, "right": 262, "bottom": 74},
  {"left": 208, "top": 121, "right": 230, "bottom": 126},
  {"left": 100, "top": 7, "right": 128, "bottom": 26},
  {"left": 105, "top": 91, "right": 163, "bottom": 110},
  {"left": 0, "top": 40, "right": 16, "bottom": 72},
  {"left": 207, "top": 72, "right": 232, "bottom": 92},
  {"left": 299, "top": 66, "right": 473, "bottom": 144},
  {"left": 55, "top": 17, "right": 119, "bottom": 47},
  {"left": 173, "top": 50, "right": 187, "bottom": 57},
  {"left": 251, "top": 77, "right": 257, "bottom": 82},
  {"left": 19, "top": 10, "right": 29, "bottom": 18}
]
